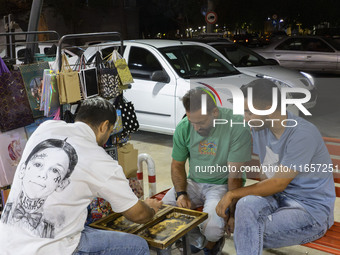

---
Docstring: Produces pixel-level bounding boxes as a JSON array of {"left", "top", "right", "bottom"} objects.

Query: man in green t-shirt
[{"left": 162, "top": 88, "right": 251, "bottom": 254}]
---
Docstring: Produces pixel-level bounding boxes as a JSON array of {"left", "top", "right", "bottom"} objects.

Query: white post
[{"left": 137, "top": 153, "right": 156, "bottom": 198}]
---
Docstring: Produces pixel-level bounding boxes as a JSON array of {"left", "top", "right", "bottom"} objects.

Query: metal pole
[
  {"left": 207, "top": 0, "right": 214, "bottom": 33},
  {"left": 57, "top": 32, "right": 123, "bottom": 71},
  {"left": 26, "top": 0, "right": 44, "bottom": 56}
]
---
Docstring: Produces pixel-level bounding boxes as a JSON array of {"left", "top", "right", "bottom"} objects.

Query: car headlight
[
  {"left": 300, "top": 71, "right": 315, "bottom": 87},
  {"left": 256, "top": 74, "right": 292, "bottom": 88}
]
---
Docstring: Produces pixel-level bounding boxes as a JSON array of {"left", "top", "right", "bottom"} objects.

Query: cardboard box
[{"left": 118, "top": 143, "right": 138, "bottom": 178}]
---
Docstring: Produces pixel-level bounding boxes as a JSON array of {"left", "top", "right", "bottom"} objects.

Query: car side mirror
[
  {"left": 151, "top": 70, "right": 170, "bottom": 83},
  {"left": 266, "top": 58, "right": 279, "bottom": 65},
  {"left": 17, "top": 49, "right": 27, "bottom": 62}
]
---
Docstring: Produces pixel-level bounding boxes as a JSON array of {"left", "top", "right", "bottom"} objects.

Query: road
[{"left": 302, "top": 73, "right": 340, "bottom": 138}]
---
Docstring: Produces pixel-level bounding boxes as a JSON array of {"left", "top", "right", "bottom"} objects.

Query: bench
[
  {"left": 301, "top": 137, "right": 340, "bottom": 254},
  {"left": 152, "top": 137, "right": 340, "bottom": 254}
]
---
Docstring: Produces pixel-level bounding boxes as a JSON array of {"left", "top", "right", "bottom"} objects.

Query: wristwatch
[{"left": 176, "top": 191, "right": 188, "bottom": 200}]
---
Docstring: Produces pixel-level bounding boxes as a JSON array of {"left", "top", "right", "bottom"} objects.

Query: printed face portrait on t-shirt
[
  {"left": 1, "top": 138, "right": 78, "bottom": 238},
  {"left": 22, "top": 148, "right": 71, "bottom": 199}
]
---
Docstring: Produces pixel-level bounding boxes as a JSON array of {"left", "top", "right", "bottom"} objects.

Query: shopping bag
[
  {"left": 40, "top": 69, "right": 59, "bottom": 117},
  {"left": 0, "top": 56, "right": 10, "bottom": 75},
  {"left": 58, "top": 54, "right": 81, "bottom": 103},
  {"left": 111, "top": 50, "right": 134, "bottom": 86},
  {"left": 0, "top": 69, "right": 34, "bottom": 132},
  {"left": 118, "top": 143, "right": 138, "bottom": 178},
  {"left": 95, "top": 51, "right": 122, "bottom": 99},
  {"left": 18, "top": 61, "right": 49, "bottom": 118},
  {"left": 114, "top": 95, "right": 139, "bottom": 138},
  {"left": 112, "top": 109, "right": 123, "bottom": 135},
  {"left": 0, "top": 127, "right": 27, "bottom": 187}
]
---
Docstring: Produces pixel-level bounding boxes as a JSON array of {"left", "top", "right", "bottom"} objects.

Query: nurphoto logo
[{"left": 199, "top": 83, "right": 312, "bottom": 128}]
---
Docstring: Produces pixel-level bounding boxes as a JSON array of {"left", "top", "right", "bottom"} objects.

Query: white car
[
  {"left": 188, "top": 39, "right": 317, "bottom": 110},
  {"left": 79, "top": 40, "right": 314, "bottom": 135},
  {"left": 0, "top": 43, "right": 79, "bottom": 65},
  {"left": 254, "top": 36, "right": 340, "bottom": 74}
]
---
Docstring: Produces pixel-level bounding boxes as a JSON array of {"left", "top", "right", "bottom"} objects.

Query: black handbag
[
  {"left": 95, "top": 52, "right": 121, "bottom": 99},
  {"left": 114, "top": 94, "right": 139, "bottom": 138}
]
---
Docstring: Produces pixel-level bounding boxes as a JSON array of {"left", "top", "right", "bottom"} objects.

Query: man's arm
[
  {"left": 216, "top": 166, "right": 299, "bottom": 218},
  {"left": 171, "top": 159, "right": 191, "bottom": 208},
  {"left": 224, "top": 162, "right": 244, "bottom": 235},
  {"left": 227, "top": 162, "right": 244, "bottom": 214},
  {"left": 122, "top": 198, "right": 162, "bottom": 224}
]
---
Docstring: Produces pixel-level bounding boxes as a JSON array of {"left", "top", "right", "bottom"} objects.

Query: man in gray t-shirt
[{"left": 216, "top": 79, "right": 335, "bottom": 255}]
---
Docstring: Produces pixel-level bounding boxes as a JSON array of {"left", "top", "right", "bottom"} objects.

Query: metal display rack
[
  {"left": 0, "top": 30, "right": 60, "bottom": 65},
  {"left": 57, "top": 32, "right": 123, "bottom": 71},
  {"left": 56, "top": 32, "right": 124, "bottom": 120}
]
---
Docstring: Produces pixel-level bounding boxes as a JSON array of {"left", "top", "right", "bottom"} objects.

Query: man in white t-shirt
[{"left": 0, "top": 97, "right": 162, "bottom": 255}]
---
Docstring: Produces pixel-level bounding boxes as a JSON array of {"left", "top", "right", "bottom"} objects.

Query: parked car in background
[
  {"left": 0, "top": 43, "right": 79, "bottom": 65},
  {"left": 79, "top": 39, "right": 257, "bottom": 134},
  {"left": 232, "top": 33, "right": 261, "bottom": 47},
  {"left": 254, "top": 36, "right": 340, "bottom": 74},
  {"left": 260, "top": 31, "right": 288, "bottom": 45},
  {"left": 187, "top": 38, "right": 317, "bottom": 110}
]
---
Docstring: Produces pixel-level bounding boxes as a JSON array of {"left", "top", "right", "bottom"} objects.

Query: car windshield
[
  {"left": 211, "top": 44, "right": 273, "bottom": 67},
  {"left": 322, "top": 37, "right": 340, "bottom": 51},
  {"left": 159, "top": 45, "right": 240, "bottom": 78}
]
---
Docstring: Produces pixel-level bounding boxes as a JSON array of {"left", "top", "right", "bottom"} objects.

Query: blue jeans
[
  {"left": 162, "top": 179, "right": 228, "bottom": 248},
  {"left": 73, "top": 226, "right": 149, "bottom": 255},
  {"left": 234, "top": 194, "right": 328, "bottom": 255}
]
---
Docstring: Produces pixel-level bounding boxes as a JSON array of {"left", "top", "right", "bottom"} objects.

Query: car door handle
[
  {"left": 275, "top": 54, "right": 281, "bottom": 57},
  {"left": 306, "top": 56, "right": 312, "bottom": 59}
]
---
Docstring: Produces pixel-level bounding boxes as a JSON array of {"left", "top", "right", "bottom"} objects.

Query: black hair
[
  {"left": 241, "top": 79, "right": 281, "bottom": 109},
  {"left": 75, "top": 97, "right": 117, "bottom": 127},
  {"left": 25, "top": 139, "right": 78, "bottom": 179},
  {"left": 182, "top": 87, "right": 216, "bottom": 113}
]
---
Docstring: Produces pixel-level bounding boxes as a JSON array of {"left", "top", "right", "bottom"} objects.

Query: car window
[
  {"left": 101, "top": 46, "right": 126, "bottom": 59},
  {"left": 212, "top": 44, "right": 270, "bottom": 67},
  {"left": 275, "top": 38, "right": 304, "bottom": 51},
  {"left": 304, "top": 38, "right": 334, "bottom": 52},
  {"left": 128, "top": 46, "right": 163, "bottom": 80},
  {"left": 159, "top": 45, "right": 239, "bottom": 78},
  {"left": 323, "top": 37, "right": 340, "bottom": 51}
]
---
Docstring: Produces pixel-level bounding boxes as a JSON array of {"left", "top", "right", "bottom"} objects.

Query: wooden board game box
[{"left": 90, "top": 205, "right": 208, "bottom": 249}]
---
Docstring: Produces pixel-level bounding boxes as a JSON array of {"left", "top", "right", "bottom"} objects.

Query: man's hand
[
  {"left": 216, "top": 192, "right": 233, "bottom": 218},
  {"left": 225, "top": 216, "right": 235, "bottom": 238},
  {"left": 176, "top": 194, "right": 191, "bottom": 209},
  {"left": 144, "top": 198, "right": 163, "bottom": 214}
]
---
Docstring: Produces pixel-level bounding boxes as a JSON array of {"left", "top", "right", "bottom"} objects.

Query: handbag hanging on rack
[
  {"left": 0, "top": 57, "right": 34, "bottom": 132},
  {"left": 57, "top": 54, "right": 81, "bottom": 104},
  {"left": 40, "top": 69, "right": 59, "bottom": 117},
  {"left": 110, "top": 50, "right": 134, "bottom": 86},
  {"left": 95, "top": 51, "right": 122, "bottom": 99},
  {"left": 18, "top": 61, "right": 50, "bottom": 118},
  {"left": 114, "top": 94, "right": 139, "bottom": 139}
]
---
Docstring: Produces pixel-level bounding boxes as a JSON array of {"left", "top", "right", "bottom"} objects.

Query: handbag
[
  {"left": 112, "top": 109, "right": 123, "bottom": 134},
  {"left": 0, "top": 56, "right": 10, "bottom": 75},
  {"left": 0, "top": 58, "right": 34, "bottom": 131},
  {"left": 95, "top": 51, "right": 122, "bottom": 99},
  {"left": 0, "top": 127, "right": 27, "bottom": 187},
  {"left": 114, "top": 95, "right": 139, "bottom": 138},
  {"left": 40, "top": 69, "right": 59, "bottom": 117},
  {"left": 111, "top": 50, "right": 134, "bottom": 86},
  {"left": 57, "top": 54, "right": 81, "bottom": 104},
  {"left": 18, "top": 61, "right": 49, "bottom": 118}
]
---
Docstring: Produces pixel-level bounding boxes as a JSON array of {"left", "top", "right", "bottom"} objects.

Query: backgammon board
[{"left": 90, "top": 205, "right": 208, "bottom": 249}]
